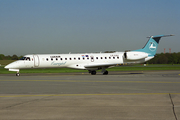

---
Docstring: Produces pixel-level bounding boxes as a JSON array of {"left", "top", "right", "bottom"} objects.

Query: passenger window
[
  {"left": 96, "top": 57, "right": 98, "bottom": 59},
  {"left": 70, "top": 58, "right": 72, "bottom": 60},
  {"left": 56, "top": 58, "right": 58, "bottom": 61},
  {"left": 46, "top": 58, "right": 48, "bottom": 61},
  {"left": 83, "top": 57, "right": 85, "bottom": 60},
  {"left": 113, "top": 57, "right": 115, "bottom": 59},
  {"left": 61, "top": 58, "right": 63, "bottom": 60},
  {"left": 109, "top": 57, "right": 111, "bottom": 59},
  {"left": 74, "top": 58, "right": 76, "bottom": 60},
  {"left": 51, "top": 58, "right": 53, "bottom": 61},
  {"left": 105, "top": 57, "right": 107, "bottom": 59},
  {"left": 101, "top": 57, "right": 103, "bottom": 59},
  {"left": 117, "top": 57, "right": 119, "bottom": 59},
  {"left": 65, "top": 58, "right": 67, "bottom": 60},
  {"left": 78, "top": 58, "right": 80, "bottom": 60}
]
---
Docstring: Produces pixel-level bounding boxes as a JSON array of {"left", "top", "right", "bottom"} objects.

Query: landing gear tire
[
  {"left": 103, "top": 71, "right": 108, "bottom": 75},
  {"left": 16, "top": 73, "right": 20, "bottom": 76},
  {"left": 91, "top": 70, "right": 96, "bottom": 75}
]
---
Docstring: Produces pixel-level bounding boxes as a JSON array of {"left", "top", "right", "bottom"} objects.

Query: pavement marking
[
  {"left": 0, "top": 80, "right": 180, "bottom": 83},
  {"left": 1, "top": 93, "right": 180, "bottom": 98}
]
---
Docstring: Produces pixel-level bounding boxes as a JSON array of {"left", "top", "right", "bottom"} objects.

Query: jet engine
[{"left": 124, "top": 51, "right": 148, "bottom": 60}]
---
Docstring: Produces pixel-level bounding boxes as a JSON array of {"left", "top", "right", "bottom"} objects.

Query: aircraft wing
[{"left": 84, "top": 63, "right": 119, "bottom": 69}]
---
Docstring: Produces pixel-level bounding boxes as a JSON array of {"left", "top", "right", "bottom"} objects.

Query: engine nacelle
[{"left": 124, "top": 51, "right": 148, "bottom": 60}]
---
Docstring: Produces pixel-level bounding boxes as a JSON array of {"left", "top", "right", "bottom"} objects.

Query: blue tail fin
[{"left": 133, "top": 35, "right": 174, "bottom": 57}]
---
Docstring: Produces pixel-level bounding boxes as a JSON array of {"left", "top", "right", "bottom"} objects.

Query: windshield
[
  {"left": 20, "top": 57, "right": 26, "bottom": 60},
  {"left": 20, "top": 57, "right": 30, "bottom": 61}
]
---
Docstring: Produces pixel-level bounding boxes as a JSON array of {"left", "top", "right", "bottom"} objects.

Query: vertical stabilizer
[{"left": 133, "top": 35, "right": 174, "bottom": 56}]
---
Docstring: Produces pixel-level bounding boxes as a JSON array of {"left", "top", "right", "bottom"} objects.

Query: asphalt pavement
[{"left": 0, "top": 71, "right": 180, "bottom": 120}]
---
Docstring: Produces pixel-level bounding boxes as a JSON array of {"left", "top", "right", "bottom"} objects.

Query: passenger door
[{"left": 33, "top": 55, "right": 39, "bottom": 67}]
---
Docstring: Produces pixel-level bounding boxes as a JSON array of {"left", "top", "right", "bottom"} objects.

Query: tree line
[
  {"left": 1, "top": 53, "right": 180, "bottom": 64},
  {"left": 0, "top": 54, "right": 23, "bottom": 60},
  {"left": 147, "top": 52, "right": 180, "bottom": 64}
]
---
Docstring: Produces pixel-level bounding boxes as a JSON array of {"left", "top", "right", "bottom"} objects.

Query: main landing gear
[
  {"left": 89, "top": 70, "right": 108, "bottom": 75},
  {"left": 102, "top": 68, "right": 108, "bottom": 75},
  {"left": 89, "top": 70, "right": 96, "bottom": 75},
  {"left": 103, "top": 70, "right": 108, "bottom": 75}
]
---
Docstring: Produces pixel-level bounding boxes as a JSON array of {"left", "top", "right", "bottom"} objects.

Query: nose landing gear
[{"left": 16, "top": 72, "right": 20, "bottom": 76}]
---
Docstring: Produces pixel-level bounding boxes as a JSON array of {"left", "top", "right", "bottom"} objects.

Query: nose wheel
[{"left": 16, "top": 72, "right": 20, "bottom": 76}]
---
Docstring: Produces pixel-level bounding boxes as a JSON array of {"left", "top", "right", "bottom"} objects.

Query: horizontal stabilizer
[{"left": 147, "top": 34, "right": 174, "bottom": 38}]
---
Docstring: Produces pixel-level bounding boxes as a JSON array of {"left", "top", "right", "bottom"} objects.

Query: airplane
[{"left": 4, "top": 34, "right": 174, "bottom": 76}]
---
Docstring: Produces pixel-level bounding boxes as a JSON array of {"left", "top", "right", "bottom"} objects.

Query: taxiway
[{"left": 0, "top": 71, "right": 180, "bottom": 120}]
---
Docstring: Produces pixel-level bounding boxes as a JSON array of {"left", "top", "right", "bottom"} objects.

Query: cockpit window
[
  {"left": 20, "top": 57, "right": 30, "bottom": 61},
  {"left": 26, "top": 57, "right": 30, "bottom": 61}
]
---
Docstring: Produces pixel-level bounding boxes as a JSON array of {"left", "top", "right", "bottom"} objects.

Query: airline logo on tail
[{"left": 149, "top": 42, "right": 156, "bottom": 51}]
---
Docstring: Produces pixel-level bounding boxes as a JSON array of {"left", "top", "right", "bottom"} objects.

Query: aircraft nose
[
  {"left": 4, "top": 64, "right": 12, "bottom": 69},
  {"left": 4, "top": 65, "right": 8, "bottom": 69},
  {"left": 4, "top": 61, "right": 19, "bottom": 69}
]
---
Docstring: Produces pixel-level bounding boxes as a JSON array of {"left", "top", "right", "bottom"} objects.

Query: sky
[{"left": 0, "top": 0, "right": 180, "bottom": 56}]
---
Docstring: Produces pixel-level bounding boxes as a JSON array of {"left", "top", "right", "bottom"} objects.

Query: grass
[
  {"left": 0, "top": 60, "right": 15, "bottom": 66},
  {"left": 0, "top": 60, "right": 180, "bottom": 74}
]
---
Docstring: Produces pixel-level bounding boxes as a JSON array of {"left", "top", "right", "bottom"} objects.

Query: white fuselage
[{"left": 5, "top": 52, "right": 152, "bottom": 72}]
